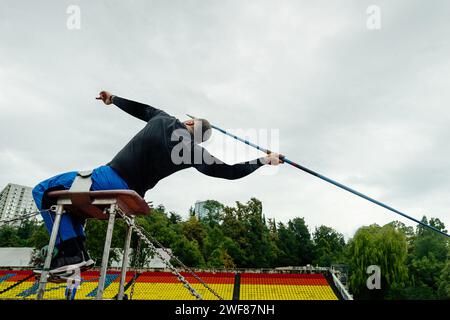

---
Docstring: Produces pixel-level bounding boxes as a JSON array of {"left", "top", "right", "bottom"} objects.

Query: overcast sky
[{"left": 1, "top": 0, "right": 449, "bottom": 239}]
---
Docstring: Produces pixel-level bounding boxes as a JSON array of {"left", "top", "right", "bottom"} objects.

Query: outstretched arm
[
  {"left": 96, "top": 91, "right": 169, "bottom": 122},
  {"left": 193, "top": 146, "right": 283, "bottom": 179}
]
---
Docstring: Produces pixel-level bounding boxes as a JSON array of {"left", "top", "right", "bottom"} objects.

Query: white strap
[{"left": 69, "top": 170, "right": 93, "bottom": 192}]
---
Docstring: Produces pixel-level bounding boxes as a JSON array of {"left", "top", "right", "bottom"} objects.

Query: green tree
[
  {"left": 276, "top": 218, "right": 314, "bottom": 267},
  {"left": 16, "top": 219, "right": 36, "bottom": 246},
  {"left": 313, "top": 225, "right": 346, "bottom": 267},
  {"left": 404, "top": 217, "right": 449, "bottom": 299},
  {"left": 182, "top": 216, "right": 206, "bottom": 249},
  {"left": 169, "top": 212, "right": 182, "bottom": 224},
  {"left": 84, "top": 219, "right": 126, "bottom": 266},
  {"left": 208, "top": 247, "right": 236, "bottom": 269},
  {"left": 201, "top": 200, "right": 224, "bottom": 228},
  {"left": 0, "top": 225, "right": 21, "bottom": 247},
  {"left": 437, "top": 259, "right": 450, "bottom": 299},
  {"left": 28, "top": 223, "right": 50, "bottom": 249},
  {"left": 172, "top": 237, "right": 205, "bottom": 267},
  {"left": 142, "top": 208, "right": 179, "bottom": 248},
  {"left": 220, "top": 204, "right": 248, "bottom": 266},
  {"left": 347, "top": 223, "right": 409, "bottom": 299},
  {"left": 291, "top": 217, "right": 315, "bottom": 265},
  {"left": 241, "top": 199, "right": 273, "bottom": 267},
  {"left": 276, "top": 222, "right": 298, "bottom": 266}
]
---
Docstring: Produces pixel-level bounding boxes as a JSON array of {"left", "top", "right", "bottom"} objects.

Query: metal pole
[
  {"left": 186, "top": 114, "right": 450, "bottom": 238},
  {"left": 37, "top": 204, "right": 64, "bottom": 300},
  {"left": 96, "top": 204, "right": 117, "bottom": 300},
  {"left": 117, "top": 217, "right": 133, "bottom": 300}
]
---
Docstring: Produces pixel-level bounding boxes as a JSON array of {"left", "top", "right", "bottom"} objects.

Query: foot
[
  {"left": 41, "top": 270, "right": 77, "bottom": 283},
  {"left": 50, "top": 254, "right": 87, "bottom": 274},
  {"left": 34, "top": 252, "right": 86, "bottom": 275},
  {"left": 80, "top": 259, "right": 94, "bottom": 271},
  {"left": 76, "top": 236, "right": 95, "bottom": 271}
]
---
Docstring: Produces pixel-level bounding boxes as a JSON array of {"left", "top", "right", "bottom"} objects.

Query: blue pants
[{"left": 32, "top": 165, "right": 129, "bottom": 244}]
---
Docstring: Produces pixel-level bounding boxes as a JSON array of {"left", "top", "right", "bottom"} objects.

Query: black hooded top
[{"left": 106, "top": 96, "right": 265, "bottom": 197}]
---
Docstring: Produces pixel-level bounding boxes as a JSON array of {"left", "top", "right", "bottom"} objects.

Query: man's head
[{"left": 183, "top": 118, "right": 212, "bottom": 143}]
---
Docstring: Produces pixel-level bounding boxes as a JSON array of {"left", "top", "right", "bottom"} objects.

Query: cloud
[{"left": 0, "top": 0, "right": 449, "bottom": 239}]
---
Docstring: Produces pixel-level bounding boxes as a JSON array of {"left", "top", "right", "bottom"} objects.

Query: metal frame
[
  {"left": 331, "top": 271, "right": 353, "bottom": 300},
  {"left": 37, "top": 204, "right": 63, "bottom": 300},
  {"left": 37, "top": 198, "right": 134, "bottom": 301},
  {"left": 117, "top": 217, "right": 133, "bottom": 300},
  {"left": 96, "top": 204, "right": 116, "bottom": 300}
]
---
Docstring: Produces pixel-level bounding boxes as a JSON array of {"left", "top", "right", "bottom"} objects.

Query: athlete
[{"left": 32, "top": 91, "right": 283, "bottom": 274}]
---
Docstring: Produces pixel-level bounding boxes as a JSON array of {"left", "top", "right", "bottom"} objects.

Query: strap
[
  {"left": 78, "top": 170, "right": 93, "bottom": 178},
  {"left": 69, "top": 170, "right": 94, "bottom": 209},
  {"left": 69, "top": 170, "right": 93, "bottom": 192}
]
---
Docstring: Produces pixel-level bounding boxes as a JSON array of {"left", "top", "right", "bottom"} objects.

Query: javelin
[{"left": 187, "top": 114, "right": 449, "bottom": 238}]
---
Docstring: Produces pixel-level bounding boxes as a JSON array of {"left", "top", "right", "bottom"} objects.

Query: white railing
[{"left": 331, "top": 271, "right": 353, "bottom": 300}]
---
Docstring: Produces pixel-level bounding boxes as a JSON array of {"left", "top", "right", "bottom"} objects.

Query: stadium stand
[
  {"left": 0, "top": 269, "right": 343, "bottom": 300},
  {"left": 240, "top": 273, "right": 338, "bottom": 300},
  {"left": 127, "top": 271, "right": 235, "bottom": 300}
]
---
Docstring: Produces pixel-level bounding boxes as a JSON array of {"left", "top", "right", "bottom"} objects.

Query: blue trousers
[{"left": 32, "top": 165, "right": 129, "bottom": 244}]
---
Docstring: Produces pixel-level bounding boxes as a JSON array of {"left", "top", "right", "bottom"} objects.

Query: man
[{"left": 32, "top": 91, "right": 283, "bottom": 274}]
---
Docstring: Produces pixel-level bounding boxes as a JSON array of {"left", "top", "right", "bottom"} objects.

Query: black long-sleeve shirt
[{"left": 106, "top": 96, "right": 265, "bottom": 197}]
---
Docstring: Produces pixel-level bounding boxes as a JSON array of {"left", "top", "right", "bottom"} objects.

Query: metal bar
[
  {"left": 281, "top": 157, "right": 450, "bottom": 237},
  {"left": 56, "top": 198, "right": 117, "bottom": 206},
  {"left": 37, "top": 204, "right": 64, "bottom": 300},
  {"left": 96, "top": 204, "right": 117, "bottom": 300},
  {"left": 331, "top": 272, "right": 353, "bottom": 300},
  {"left": 117, "top": 217, "right": 133, "bottom": 300},
  {"left": 187, "top": 114, "right": 450, "bottom": 238}
]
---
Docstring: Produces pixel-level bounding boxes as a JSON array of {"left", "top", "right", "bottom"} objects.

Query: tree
[
  {"left": 347, "top": 223, "right": 409, "bottom": 299},
  {"left": 0, "top": 225, "right": 21, "bottom": 247},
  {"left": 293, "top": 218, "right": 314, "bottom": 265},
  {"left": 241, "top": 198, "right": 273, "bottom": 268},
  {"left": 437, "top": 259, "right": 450, "bottom": 299},
  {"left": 404, "top": 216, "right": 449, "bottom": 299},
  {"left": 388, "top": 221, "right": 415, "bottom": 247},
  {"left": 207, "top": 247, "right": 236, "bottom": 269},
  {"left": 172, "top": 237, "right": 205, "bottom": 267},
  {"left": 28, "top": 223, "right": 50, "bottom": 249},
  {"left": 201, "top": 200, "right": 224, "bottom": 228},
  {"left": 182, "top": 216, "right": 206, "bottom": 249},
  {"left": 169, "top": 212, "right": 182, "bottom": 224},
  {"left": 17, "top": 219, "right": 36, "bottom": 246},
  {"left": 276, "top": 222, "right": 298, "bottom": 266},
  {"left": 142, "top": 208, "right": 179, "bottom": 248},
  {"left": 412, "top": 217, "right": 448, "bottom": 262},
  {"left": 313, "top": 225, "right": 346, "bottom": 267},
  {"left": 84, "top": 219, "right": 127, "bottom": 266}
]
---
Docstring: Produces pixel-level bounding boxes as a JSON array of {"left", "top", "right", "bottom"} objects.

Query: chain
[
  {"left": 138, "top": 224, "right": 224, "bottom": 300},
  {"left": 129, "top": 237, "right": 142, "bottom": 300},
  {"left": 1, "top": 205, "right": 220, "bottom": 300},
  {"left": 0, "top": 209, "right": 50, "bottom": 226},
  {"left": 116, "top": 209, "right": 203, "bottom": 300}
]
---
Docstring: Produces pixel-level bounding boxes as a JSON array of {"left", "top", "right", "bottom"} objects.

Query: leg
[
  {"left": 71, "top": 215, "right": 87, "bottom": 239},
  {"left": 33, "top": 174, "right": 90, "bottom": 273},
  {"left": 118, "top": 218, "right": 133, "bottom": 300},
  {"left": 41, "top": 211, "right": 79, "bottom": 245},
  {"left": 37, "top": 204, "right": 64, "bottom": 300},
  {"left": 96, "top": 204, "right": 117, "bottom": 300},
  {"left": 32, "top": 173, "right": 80, "bottom": 245}
]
